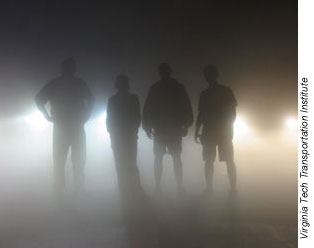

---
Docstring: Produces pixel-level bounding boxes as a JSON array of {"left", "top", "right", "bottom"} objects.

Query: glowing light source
[
  {"left": 285, "top": 117, "right": 297, "bottom": 130},
  {"left": 234, "top": 116, "right": 250, "bottom": 139},
  {"left": 95, "top": 112, "right": 109, "bottom": 136},
  {"left": 24, "top": 110, "right": 50, "bottom": 131}
]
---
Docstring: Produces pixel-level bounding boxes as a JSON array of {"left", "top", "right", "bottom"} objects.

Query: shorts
[
  {"left": 201, "top": 135, "right": 234, "bottom": 163},
  {"left": 153, "top": 132, "right": 182, "bottom": 156}
]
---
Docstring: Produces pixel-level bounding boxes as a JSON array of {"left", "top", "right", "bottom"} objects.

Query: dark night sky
[{"left": 0, "top": 0, "right": 297, "bottom": 130}]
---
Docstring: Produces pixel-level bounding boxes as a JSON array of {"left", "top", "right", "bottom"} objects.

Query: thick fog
[
  {"left": 0, "top": 109, "right": 297, "bottom": 247},
  {"left": 0, "top": 1, "right": 297, "bottom": 247}
]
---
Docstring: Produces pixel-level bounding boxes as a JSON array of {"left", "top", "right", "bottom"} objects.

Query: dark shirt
[
  {"left": 198, "top": 84, "right": 237, "bottom": 138},
  {"left": 106, "top": 91, "right": 141, "bottom": 137},
  {"left": 143, "top": 78, "right": 193, "bottom": 135},
  {"left": 35, "top": 76, "right": 94, "bottom": 125}
]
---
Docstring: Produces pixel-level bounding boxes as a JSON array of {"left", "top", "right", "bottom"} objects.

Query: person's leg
[
  {"left": 154, "top": 153, "right": 163, "bottom": 193},
  {"left": 112, "top": 144, "right": 125, "bottom": 193},
  {"left": 168, "top": 135, "right": 184, "bottom": 192},
  {"left": 226, "top": 159, "right": 236, "bottom": 192},
  {"left": 71, "top": 125, "right": 86, "bottom": 193},
  {"left": 153, "top": 135, "right": 165, "bottom": 193},
  {"left": 111, "top": 135, "right": 135, "bottom": 195},
  {"left": 53, "top": 125, "right": 70, "bottom": 196},
  {"left": 203, "top": 144, "right": 216, "bottom": 193},
  {"left": 119, "top": 136, "right": 143, "bottom": 195},
  {"left": 129, "top": 137, "right": 143, "bottom": 192},
  {"left": 172, "top": 153, "right": 184, "bottom": 192},
  {"left": 204, "top": 160, "right": 214, "bottom": 191},
  {"left": 220, "top": 140, "right": 236, "bottom": 192}
]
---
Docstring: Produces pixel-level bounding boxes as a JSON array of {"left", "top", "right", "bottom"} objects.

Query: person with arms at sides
[
  {"left": 195, "top": 65, "right": 237, "bottom": 196},
  {"left": 106, "top": 74, "right": 143, "bottom": 199},
  {"left": 143, "top": 63, "right": 193, "bottom": 195}
]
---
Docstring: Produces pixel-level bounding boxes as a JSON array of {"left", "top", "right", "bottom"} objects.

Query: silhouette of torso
[
  {"left": 143, "top": 78, "right": 193, "bottom": 136},
  {"left": 37, "top": 76, "right": 92, "bottom": 125},
  {"left": 199, "top": 84, "right": 237, "bottom": 139},
  {"left": 106, "top": 91, "right": 140, "bottom": 137}
]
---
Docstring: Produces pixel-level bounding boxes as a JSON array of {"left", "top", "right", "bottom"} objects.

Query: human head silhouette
[
  {"left": 115, "top": 74, "right": 130, "bottom": 91},
  {"left": 204, "top": 65, "right": 219, "bottom": 86},
  {"left": 61, "top": 58, "right": 76, "bottom": 76},
  {"left": 158, "top": 63, "right": 172, "bottom": 79}
]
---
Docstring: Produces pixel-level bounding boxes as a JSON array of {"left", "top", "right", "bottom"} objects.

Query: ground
[{"left": 0, "top": 190, "right": 297, "bottom": 248}]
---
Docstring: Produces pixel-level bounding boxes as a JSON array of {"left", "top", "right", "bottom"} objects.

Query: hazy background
[{"left": 0, "top": 0, "right": 297, "bottom": 247}]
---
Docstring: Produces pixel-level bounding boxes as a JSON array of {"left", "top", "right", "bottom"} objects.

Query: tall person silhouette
[
  {"left": 195, "top": 65, "right": 237, "bottom": 195},
  {"left": 35, "top": 58, "right": 95, "bottom": 198},
  {"left": 143, "top": 63, "right": 193, "bottom": 194},
  {"left": 106, "top": 74, "right": 143, "bottom": 197}
]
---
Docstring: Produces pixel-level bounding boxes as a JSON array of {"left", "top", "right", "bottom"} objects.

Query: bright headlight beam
[
  {"left": 285, "top": 117, "right": 297, "bottom": 130},
  {"left": 24, "top": 111, "right": 253, "bottom": 142},
  {"left": 234, "top": 116, "right": 250, "bottom": 140},
  {"left": 94, "top": 112, "right": 109, "bottom": 137},
  {"left": 24, "top": 110, "right": 50, "bottom": 131}
]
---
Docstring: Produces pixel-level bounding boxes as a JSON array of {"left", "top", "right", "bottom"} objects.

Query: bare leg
[
  {"left": 226, "top": 160, "right": 237, "bottom": 192},
  {"left": 172, "top": 154, "right": 183, "bottom": 192},
  {"left": 154, "top": 154, "right": 163, "bottom": 192},
  {"left": 205, "top": 160, "right": 214, "bottom": 192}
]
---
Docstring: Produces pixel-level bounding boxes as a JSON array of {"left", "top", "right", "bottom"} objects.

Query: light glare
[
  {"left": 24, "top": 110, "right": 50, "bottom": 131},
  {"left": 285, "top": 117, "right": 297, "bottom": 130},
  {"left": 234, "top": 116, "right": 250, "bottom": 139},
  {"left": 95, "top": 112, "right": 109, "bottom": 136}
]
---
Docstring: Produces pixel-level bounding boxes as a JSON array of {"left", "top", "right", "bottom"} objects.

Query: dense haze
[
  {"left": 0, "top": 115, "right": 297, "bottom": 247},
  {"left": 0, "top": 0, "right": 297, "bottom": 247}
]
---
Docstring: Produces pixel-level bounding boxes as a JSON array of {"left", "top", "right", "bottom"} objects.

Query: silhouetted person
[
  {"left": 107, "top": 75, "right": 158, "bottom": 248},
  {"left": 35, "top": 58, "right": 95, "bottom": 197},
  {"left": 195, "top": 65, "right": 237, "bottom": 195},
  {"left": 106, "top": 74, "right": 143, "bottom": 197},
  {"left": 143, "top": 63, "right": 193, "bottom": 194}
]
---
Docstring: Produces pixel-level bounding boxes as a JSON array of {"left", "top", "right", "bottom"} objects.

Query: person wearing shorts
[
  {"left": 153, "top": 129, "right": 182, "bottom": 155},
  {"left": 195, "top": 65, "right": 237, "bottom": 194},
  {"left": 143, "top": 63, "right": 193, "bottom": 194}
]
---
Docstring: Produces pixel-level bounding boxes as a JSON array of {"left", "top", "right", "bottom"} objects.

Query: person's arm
[
  {"left": 142, "top": 87, "right": 154, "bottom": 139},
  {"left": 194, "top": 93, "right": 204, "bottom": 144},
  {"left": 35, "top": 83, "right": 53, "bottom": 122}
]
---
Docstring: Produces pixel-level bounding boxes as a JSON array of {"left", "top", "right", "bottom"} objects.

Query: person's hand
[
  {"left": 146, "top": 128, "right": 153, "bottom": 139},
  {"left": 194, "top": 132, "right": 201, "bottom": 144}
]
